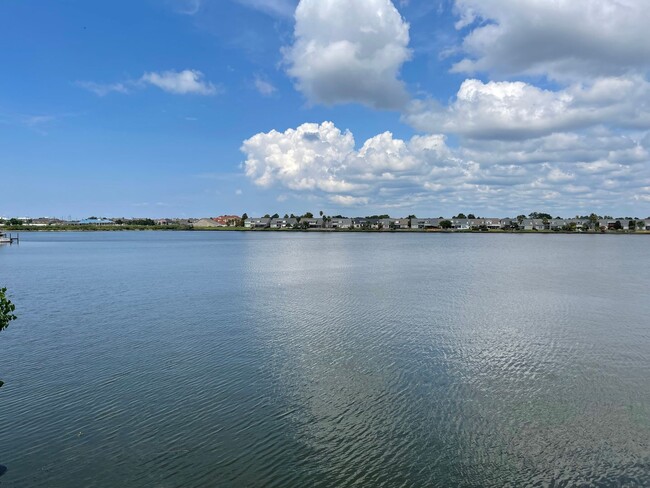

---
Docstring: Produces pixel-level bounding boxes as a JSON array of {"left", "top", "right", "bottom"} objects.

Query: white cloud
[
  {"left": 254, "top": 76, "right": 277, "bottom": 96},
  {"left": 241, "top": 122, "right": 650, "bottom": 214},
  {"left": 236, "top": 0, "right": 295, "bottom": 18},
  {"left": 283, "top": 0, "right": 412, "bottom": 109},
  {"left": 76, "top": 81, "right": 130, "bottom": 97},
  {"left": 328, "top": 195, "right": 369, "bottom": 206},
  {"left": 452, "top": 0, "right": 650, "bottom": 80},
  {"left": 140, "top": 70, "right": 218, "bottom": 95},
  {"left": 170, "top": 0, "right": 202, "bottom": 15},
  {"left": 78, "top": 70, "right": 219, "bottom": 97},
  {"left": 405, "top": 76, "right": 650, "bottom": 140}
]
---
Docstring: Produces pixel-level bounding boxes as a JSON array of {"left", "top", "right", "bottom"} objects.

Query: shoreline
[{"left": 3, "top": 226, "right": 649, "bottom": 235}]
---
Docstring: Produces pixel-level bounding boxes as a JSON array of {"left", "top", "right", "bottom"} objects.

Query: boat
[{"left": 0, "top": 232, "right": 14, "bottom": 244}]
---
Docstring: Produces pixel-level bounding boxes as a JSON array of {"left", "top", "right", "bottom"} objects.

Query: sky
[{"left": 2, "top": 0, "right": 650, "bottom": 219}]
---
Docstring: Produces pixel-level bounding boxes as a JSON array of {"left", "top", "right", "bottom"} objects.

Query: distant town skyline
[{"left": 2, "top": 0, "right": 650, "bottom": 218}]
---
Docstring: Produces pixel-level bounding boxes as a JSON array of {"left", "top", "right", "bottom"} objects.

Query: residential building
[
  {"left": 410, "top": 218, "right": 440, "bottom": 230},
  {"left": 213, "top": 215, "right": 240, "bottom": 226},
  {"left": 522, "top": 219, "right": 545, "bottom": 231},
  {"left": 300, "top": 218, "right": 324, "bottom": 228},
  {"left": 379, "top": 218, "right": 410, "bottom": 230},
  {"left": 329, "top": 218, "right": 352, "bottom": 229},
  {"left": 244, "top": 217, "right": 271, "bottom": 229},
  {"left": 270, "top": 217, "right": 298, "bottom": 228}
]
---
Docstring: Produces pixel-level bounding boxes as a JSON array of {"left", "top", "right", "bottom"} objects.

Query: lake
[{"left": 0, "top": 231, "right": 649, "bottom": 487}]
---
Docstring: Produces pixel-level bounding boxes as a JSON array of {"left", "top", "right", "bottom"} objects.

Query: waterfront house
[
  {"left": 193, "top": 218, "right": 223, "bottom": 228},
  {"left": 452, "top": 219, "right": 477, "bottom": 230},
  {"left": 270, "top": 217, "right": 298, "bottom": 228},
  {"left": 410, "top": 218, "right": 440, "bottom": 230},
  {"left": 522, "top": 219, "right": 545, "bottom": 231},
  {"left": 598, "top": 219, "right": 630, "bottom": 231},
  {"left": 566, "top": 219, "right": 587, "bottom": 230},
  {"left": 379, "top": 218, "right": 410, "bottom": 230},
  {"left": 483, "top": 219, "right": 502, "bottom": 230},
  {"left": 329, "top": 218, "right": 352, "bottom": 229},
  {"left": 244, "top": 217, "right": 271, "bottom": 229},
  {"left": 300, "top": 218, "right": 324, "bottom": 228},
  {"left": 352, "top": 218, "right": 380, "bottom": 229},
  {"left": 214, "top": 215, "right": 240, "bottom": 226}
]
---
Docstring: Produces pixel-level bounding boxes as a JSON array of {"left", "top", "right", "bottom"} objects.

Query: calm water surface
[{"left": 0, "top": 232, "right": 649, "bottom": 487}]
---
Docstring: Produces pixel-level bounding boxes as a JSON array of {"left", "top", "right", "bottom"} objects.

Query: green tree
[
  {"left": 455, "top": 213, "right": 467, "bottom": 219},
  {"left": 0, "top": 287, "right": 17, "bottom": 389},
  {"left": 638, "top": 220, "right": 646, "bottom": 230},
  {"left": 271, "top": 213, "right": 279, "bottom": 219},
  {"left": 439, "top": 220, "right": 453, "bottom": 229},
  {"left": 8, "top": 218, "right": 23, "bottom": 226},
  {"left": 303, "top": 212, "right": 314, "bottom": 219},
  {"left": 467, "top": 214, "right": 476, "bottom": 219},
  {"left": 129, "top": 218, "right": 156, "bottom": 226},
  {"left": 240, "top": 213, "right": 248, "bottom": 227}
]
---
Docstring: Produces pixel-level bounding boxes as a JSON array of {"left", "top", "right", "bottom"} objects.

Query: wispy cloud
[
  {"left": 77, "top": 70, "right": 220, "bottom": 97},
  {"left": 21, "top": 114, "right": 57, "bottom": 127},
  {"left": 254, "top": 75, "right": 277, "bottom": 96},
  {"left": 140, "top": 70, "right": 219, "bottom": 95},
  {"left": 76, "top": 81, "right": 130, "bottom": 97},
  {"left": 235, "top": 0, "right": 295, "bottom": 18},
  {"left": 168, "top": 0, "right": 202, "bottom": 15}
]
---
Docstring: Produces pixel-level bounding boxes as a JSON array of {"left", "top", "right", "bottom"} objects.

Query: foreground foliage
[{"left": 0, "top": 287, "right": 17, "bottom": 389}]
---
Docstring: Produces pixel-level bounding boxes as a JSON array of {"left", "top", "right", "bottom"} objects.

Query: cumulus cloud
[
  {"left": 140, "top": 70, "right": 218, "bottom": 95},
  {"left": 405, "top": 76, "right": 650, "bottom": 140},
  {"left": 452, "top": 0, "right": 650, "bottom": 80},
  {"left": 283, "top": 0, "right": 412, "bottom": 109},
  {"left": 241, "top": 121, "right": 650, "bottom": 214}
]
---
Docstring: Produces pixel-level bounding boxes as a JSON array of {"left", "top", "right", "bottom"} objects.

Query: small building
[
  {"left": 300, "top": 218, "right": 324, "bottom": 228},
  {"left": 244, "top": 218, "right": 271, "bottom": 229},
  {"left": 329, "top": 218, "right": 352, "bottom": 229},
  {"left": 483, "top": 218, "right": 502, "bottom": 230},
  {"left": 548, "top": 219, "right": 565, "bottom": 231},
  {"left": 410, "top": 218, "right": 439, "bottom": 230},
  {"left": 352, "top": 218, "right": 379, "bottom": 229},
  {"left": 451, "top": 219, "right": 473, "bottom": 230},
  {"left": 522, "top": 219, "right": 545, "bottom": 231},
  {"left": 379, "top": 218, "right": 410, "bottom": 230},
  {"left": 599, "top": 219, "right": 629, "bottom": 231},
  {"left": 213, "top": 215, "right": 240, "bottom": 226},
  {"left": 270, "top": 217, "right": 298, "bottom": 228}
]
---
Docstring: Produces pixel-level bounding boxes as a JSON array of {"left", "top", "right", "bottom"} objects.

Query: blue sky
[{"left": 2, "top": 0, "right": 650, "bottom": 218}]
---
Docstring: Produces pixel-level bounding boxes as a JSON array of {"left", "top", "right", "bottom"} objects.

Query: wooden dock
[{"left": 0, "top": 233, "right": 19, "bottom": 244}]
